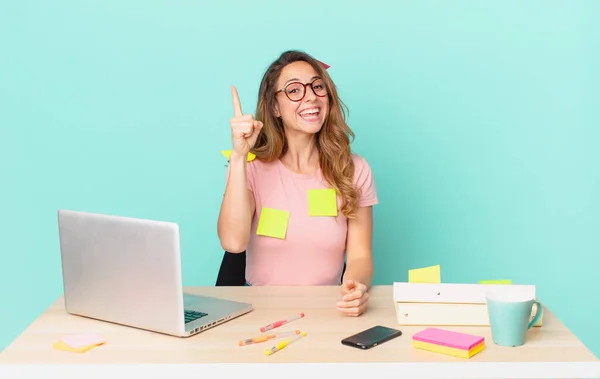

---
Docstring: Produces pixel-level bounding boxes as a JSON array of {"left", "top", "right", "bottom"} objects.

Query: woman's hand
[
  {"left": 230, "top": 85, "right": 263, "bottom": 158},
  {"left": 337, "top": 279, "right": 370, "bottom": 317}
]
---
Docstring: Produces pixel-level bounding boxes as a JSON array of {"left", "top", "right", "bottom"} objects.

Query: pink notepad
[{"left": 412, "top": 328, "right": 484, "bottom": 350}]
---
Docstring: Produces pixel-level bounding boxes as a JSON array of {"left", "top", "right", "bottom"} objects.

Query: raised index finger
[{"left": 231, "top": 85, "right": 243, "bottom": 116}]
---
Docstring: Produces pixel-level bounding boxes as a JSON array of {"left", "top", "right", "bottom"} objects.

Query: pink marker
[{"left": 260, "top": 313, "right": 305, "bottom": 332}]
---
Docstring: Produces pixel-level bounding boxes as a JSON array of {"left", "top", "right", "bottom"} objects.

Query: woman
[{"left": 218, "top": 50, "right": 378, "bottom": 316}]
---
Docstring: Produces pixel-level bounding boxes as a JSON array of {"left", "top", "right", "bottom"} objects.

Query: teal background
[{"left": 1, "top": 0, "right": 598, "bottom": 356}]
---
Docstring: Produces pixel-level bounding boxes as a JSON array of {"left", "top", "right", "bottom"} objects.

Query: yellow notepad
[{"left": 412, "top": 340, "right": 485, "bottom": 359}]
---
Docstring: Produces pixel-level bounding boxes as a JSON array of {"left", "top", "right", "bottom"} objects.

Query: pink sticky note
[
  {"left": 59, "top": 334, "right": 106, "bottom": 349},
  {"left": 412, "top": 328, "right": 483, "bottom": 350},
  {"left": 317, "top": 60, "right": 330, "bottom": 69}
]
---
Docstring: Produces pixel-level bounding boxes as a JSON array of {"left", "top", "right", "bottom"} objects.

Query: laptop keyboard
[{"left": 184, "top": 310, "right": 208, "bottom": 324}]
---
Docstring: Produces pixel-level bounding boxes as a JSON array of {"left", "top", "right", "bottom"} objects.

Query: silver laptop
[{"left": 57, "top": 209, "right": 253, "bottom": 337}]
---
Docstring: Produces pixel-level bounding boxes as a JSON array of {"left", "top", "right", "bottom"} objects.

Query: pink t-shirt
[{"left": 225, "top": 154, "right": 378, "bottom": 286}]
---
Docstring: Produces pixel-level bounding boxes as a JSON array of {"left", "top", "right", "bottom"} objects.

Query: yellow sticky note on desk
[
  {"left": 480, "top": 279, "right": 512, "bottom": 285},
  {"left": 221, "top": 149, "right": 256, "bottom": 162},
  {"left": 53, "top": 340, "right": 102, "bottom": 353},
  {"left": 256, "top": 207, "right": 290, "bottom": 239},
  {"left": 53, "top": 334, "right": 106, "bottom": 353},
  {"left": 408, "top": 265, "right": 441, "bottom": 283},
  {"left": 308, "top": 188, "right": 338, "bottom": 216}
]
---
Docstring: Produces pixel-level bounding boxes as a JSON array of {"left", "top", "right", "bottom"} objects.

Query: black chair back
[{"left": 215, "top": 251, "right": 247, "bottom": 286}]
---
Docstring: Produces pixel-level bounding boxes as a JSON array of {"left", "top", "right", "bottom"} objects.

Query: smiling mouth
[{"left": 298, "top": 107, "right": 321, "bottom": 122}]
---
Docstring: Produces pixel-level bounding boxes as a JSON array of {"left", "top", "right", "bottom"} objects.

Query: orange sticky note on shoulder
[
  {"left": 408, "top": 265, "right": 441, "bottom": 283},
  {"left": 221, "top": 149, "right": 256, "bottom": 162}
]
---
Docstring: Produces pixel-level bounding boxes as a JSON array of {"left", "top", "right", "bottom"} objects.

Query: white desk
[{"left": 1, "top": 285, "right": 598, "bottom": 378}]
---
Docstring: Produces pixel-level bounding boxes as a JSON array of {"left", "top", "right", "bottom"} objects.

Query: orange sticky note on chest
[
  {"left": 308, "top": 188, "right": 338, "bottom": 216},
  {"left": 256, "top": 207, "right": 290, "bottom": 239}
]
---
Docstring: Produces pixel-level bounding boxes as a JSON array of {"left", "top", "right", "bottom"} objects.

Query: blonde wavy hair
[{"left": 251, "top": 50, "right": 360, "bottom": 219}]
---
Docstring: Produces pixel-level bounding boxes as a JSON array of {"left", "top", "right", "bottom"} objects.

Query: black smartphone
[{"left": 341, "top": 325, "right": 402, "bottom": 350}]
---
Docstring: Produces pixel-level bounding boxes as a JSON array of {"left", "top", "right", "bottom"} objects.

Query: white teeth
[{"left": 299, "top": 108, "right": 319, "bottom": 115}]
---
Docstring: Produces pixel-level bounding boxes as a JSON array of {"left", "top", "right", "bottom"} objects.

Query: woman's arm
[
  {"left": 343, "top": 205, "right": 375, "bottom": 288},
  {"left": 217, "top": 152, "right": 255, "bottom": 253}
]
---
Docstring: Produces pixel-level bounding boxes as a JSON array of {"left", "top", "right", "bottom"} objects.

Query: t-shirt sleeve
[
  {"left": 225, "top": 161, "right": 256, "bottom": 193},
  {"left": 353, "top": 155, "right": 378, "bottom": 207}
]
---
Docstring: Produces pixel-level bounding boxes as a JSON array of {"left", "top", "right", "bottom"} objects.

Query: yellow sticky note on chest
[
  {"left": 408, "top": 265, "right": 441, "bottom": 283},
  {"left": 308, "top": 188, "right": 338, "bottom": 216},
  {"left": 256, "top": 207, "right": 290, "bottom": 239}
]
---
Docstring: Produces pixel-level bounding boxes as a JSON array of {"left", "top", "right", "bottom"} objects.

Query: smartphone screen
[{"left": 341, "top": 325, "right": 402, "bottom": 349}]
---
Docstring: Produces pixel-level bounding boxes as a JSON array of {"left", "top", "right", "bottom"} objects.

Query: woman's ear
[{"left": 273, "top": 102, "right": 281, "bottom": 118}]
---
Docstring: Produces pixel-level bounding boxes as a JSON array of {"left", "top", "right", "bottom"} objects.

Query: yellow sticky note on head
[
  {"left": 221, "top": 149, "right": 256, "bottom": 162},
  {"left": 256, "top": 207, "right": 290, "bottom": 239},
  {"left": 408, "top": 265, "right": 441, "bottom": 283},
  {"left": 308, "top": 188, "right": 337, "bottom": 216},
  {"left": 480, "top": 279, "right": 512, "bottom": 285}
]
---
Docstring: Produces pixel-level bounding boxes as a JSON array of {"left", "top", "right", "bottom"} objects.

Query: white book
[
  {"left": 392, "top": 282, "right": 543, "bottom": 327},
  {"left": 394, "top": 302, "right": 543, "bottom": 327},
  {"left": 393, "top": 282, "right": 536, "bottom": 304}
]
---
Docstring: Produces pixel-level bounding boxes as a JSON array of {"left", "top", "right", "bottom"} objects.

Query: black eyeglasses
[{"left": 276, "top": 78, "right": 328, "bottom": 102}]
